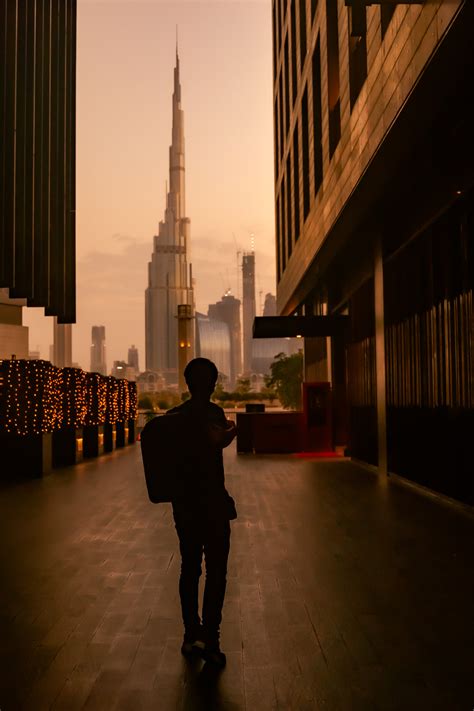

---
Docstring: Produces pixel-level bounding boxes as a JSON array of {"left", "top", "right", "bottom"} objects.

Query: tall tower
[
  {"left": 91, "top": 326, "right": 106, "bottom": 375},
  {"left": 242, "top": 252, "right": 256, "bottom": 374},
  {"left": 145, "top": 48, "right": 194, "bottom": 385}
]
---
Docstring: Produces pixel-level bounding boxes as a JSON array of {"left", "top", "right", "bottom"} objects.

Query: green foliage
[
  {"left": 235, "top": 377, "right": 251, "bottom": 395},
  {"left": 260, "top": 386, "right": 277, "bottom": 403},
  {"left": 139, "top": 390, "right": 182, "bottom": 412},
  {"left": 266, "top": 351, "right": 303, "bottom": 410},
  {"left": 138, "top": 394, "right": 153, "bottom": 411}
]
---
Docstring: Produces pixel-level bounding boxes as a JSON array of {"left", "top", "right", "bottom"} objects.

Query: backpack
[{"left": 140, "top": 412, "right": 200, "bottom": 503}]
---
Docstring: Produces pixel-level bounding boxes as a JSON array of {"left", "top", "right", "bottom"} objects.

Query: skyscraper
[
  {"left": 263, "top": 293, "right": 277, "bottom": 316},
  {"left": 207, "top": 293, "right": 242, "bottom": 387},
  {"left": 127, "top": 345, "right": 139, "bottom": 374},
  {"left": 195, "top": 312, "right": 231, "bottom": 384},
  {"left": 242, "top": 252, "right": 256, "bottom": 374},
  {"left": 145, "top": 49, "right": 194, "bottom": 385},
  {"left": 90, "top": 326, "right": 106, "bottom": 375}
]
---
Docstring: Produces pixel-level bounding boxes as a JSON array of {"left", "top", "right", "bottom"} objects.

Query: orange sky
[{"left": 24, "top": 0, "right": 276, "bottom": 371}]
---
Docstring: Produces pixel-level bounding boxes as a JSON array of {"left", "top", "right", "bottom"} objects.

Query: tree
[
  {"left": 266, "top": 351, "right": 303, "bottom": 410},
  {"left": 235, "top": 377, "right": 251, "bottom": 395},
  {"left": 138, "top": 394, "right": 153, "bottom": 411}
]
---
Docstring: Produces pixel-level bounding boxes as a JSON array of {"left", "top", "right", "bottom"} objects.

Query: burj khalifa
[{"left": 145, "top": 48, "right": 194, "bottom": 385}]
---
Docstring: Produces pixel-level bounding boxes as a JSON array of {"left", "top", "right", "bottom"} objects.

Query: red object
[
  {"left": 302, "top": 382, "right": 333, "bottom": 452},
  {"left": 291, "top": 451, "right": 341, "bottom": 459},
  {"left": 236, "top": 412, "right": 304, "bottom": 453}
]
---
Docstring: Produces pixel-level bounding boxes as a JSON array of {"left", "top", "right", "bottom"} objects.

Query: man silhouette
[{"left": 168, "top": 358, "right": 237, "bottom": 667}]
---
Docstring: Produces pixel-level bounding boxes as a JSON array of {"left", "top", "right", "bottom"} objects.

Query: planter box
[
  {"left": 83, "top": 425, "right": 105, "bottom": 458},
  {"left": 53, "top": 427, "right": 84, "bottom": 467},
  {"left": 103, "top": 423, "right": 116, "bottom": 452},
  {"left": 0, "top": 432, "right": 52, "bottom": 477}
]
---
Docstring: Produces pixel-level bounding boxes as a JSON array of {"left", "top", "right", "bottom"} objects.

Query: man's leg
[
  {"left": 201, "top": 517, "right": 231, "bottom": 646},
  {"left": 173, "top": 508, "right": 203, "bottom": 641}
]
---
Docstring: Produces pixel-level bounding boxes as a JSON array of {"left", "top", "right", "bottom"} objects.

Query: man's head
[{"left": 184, "top": 358, "right": 218, "bottom": 399}]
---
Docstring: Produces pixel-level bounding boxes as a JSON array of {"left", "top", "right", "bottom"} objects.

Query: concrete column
[{"left": 374, "top": 238, "right": 388, "bottom": 475}]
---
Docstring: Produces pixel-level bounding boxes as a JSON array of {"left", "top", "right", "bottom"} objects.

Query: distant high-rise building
[
  {"left": 195, "top": 312, "right": 231, "bottom": 385},
  {"left": 263, "top": 293, "right": 277, "bottom": 316},
  {"left": 111, "top": 360, "right": 135, "bottom": 381},
  {"left": 90, "top": 326, "right": 106, "bottom": 375},
  {"left": 128, "top": 345, "right": 139, "bottom": 373},
  {"left": 242, "top": 253, "right": 256, "bottom": 374},
  {"left": 145, "top": 49, "right": 194, "bottom": 385},
  {"left": 53, "top": 318, "right": 72, "bottom": 368},
  {"left": 208, "top": 293, "right": 242, "bottom": 387}
]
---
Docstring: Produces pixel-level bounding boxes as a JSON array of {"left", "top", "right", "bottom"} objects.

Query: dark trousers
[{"left": 172, "top": 505, "right": 231, "bottom": 643}]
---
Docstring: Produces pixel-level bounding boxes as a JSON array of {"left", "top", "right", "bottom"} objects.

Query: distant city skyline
[{"left": 23, "top": 1, "right": 276, "bottom": 370}]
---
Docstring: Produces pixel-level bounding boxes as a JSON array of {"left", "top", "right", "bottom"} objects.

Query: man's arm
[{"left": 208, "top": 420, "right": 237, "bottom": 448}]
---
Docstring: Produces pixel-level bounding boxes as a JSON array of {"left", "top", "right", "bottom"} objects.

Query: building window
[
  {"left": 286, "top": 154, "right": 292, "bottom": 259},
  {"left": 293, "top": 124, "right": 300, "bottom": 242},
  {"left": 348, "top": 8, "right": 367, "bottom": 109},
  {"left": 281, "top": 177, "right": 287, "bottom": 272},
  {"left": 272, "top": 1, "right": 278, "bottom": 80},
  {"left": 279, "top": 71, "right": 285, "bottom": 160},
  {"left": 284, "top": 36, "right": 290, "bottom": 138},
  {"left": 326, "top": 0, "right": 341, "bottom": 157},
  {"left": 291, "top": 0, "right": 298, "bottom": 106},
  {"left": 312, "top": 38, "right": 323, "bottom": 195},
  {"left": 302, "top": 86, "right": 310, "bottom": 220},
  {"left": 274, "top": 97, "right": 279, "bottom": 177},
  {"left": 380, "top": 5, "right": 395, "bottom": 38},
  {"left": 299, "top": 0, "right": 307, "bottom": 69},
  {"left": 276, "top": 193, "right": 281, "bottom": 280}
]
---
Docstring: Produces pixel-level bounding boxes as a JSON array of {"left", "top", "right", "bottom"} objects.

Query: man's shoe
[
  {"left": 192, "top": 639, "right": 226, "bottom": 668},
  {"left": 202, "top": 643, "right": 226, "bottom": 668},
  {"left": 181, "top": 626, "right": 203, "bottom": 656}
]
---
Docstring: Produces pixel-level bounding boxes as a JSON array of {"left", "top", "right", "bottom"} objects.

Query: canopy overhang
[{"left": 252, "top": 316, "right": 349, "bottom": 339}]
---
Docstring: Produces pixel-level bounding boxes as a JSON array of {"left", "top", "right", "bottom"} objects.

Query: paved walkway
[{"left": 0, "top": 444, "right": 473, "bottom": 710}]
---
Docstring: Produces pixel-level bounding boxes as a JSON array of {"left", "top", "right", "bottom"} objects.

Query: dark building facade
[
  {"left": 0, "top": 0, "right": 77, "bottom": 323},
  {"left": 272, "top": 0, "right": 474, "bottom": 504}
]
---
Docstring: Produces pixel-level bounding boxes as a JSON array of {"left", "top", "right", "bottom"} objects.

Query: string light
[{"left": 0, "top": 360, "right": 137, "bottom": 436}]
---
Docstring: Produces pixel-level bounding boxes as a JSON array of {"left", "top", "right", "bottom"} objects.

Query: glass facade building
[{"left": 195, "top": 314, "right": 231, "bottom": 384}]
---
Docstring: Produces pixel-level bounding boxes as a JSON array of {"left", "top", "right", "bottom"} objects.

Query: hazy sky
[{"left": 24, "top": 0, "right": 276, "bottom": 371}]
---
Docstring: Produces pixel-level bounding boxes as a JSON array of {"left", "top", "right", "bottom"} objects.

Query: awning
[{"left": 252, "top": 316, "right": 349, "bottom": 339}]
